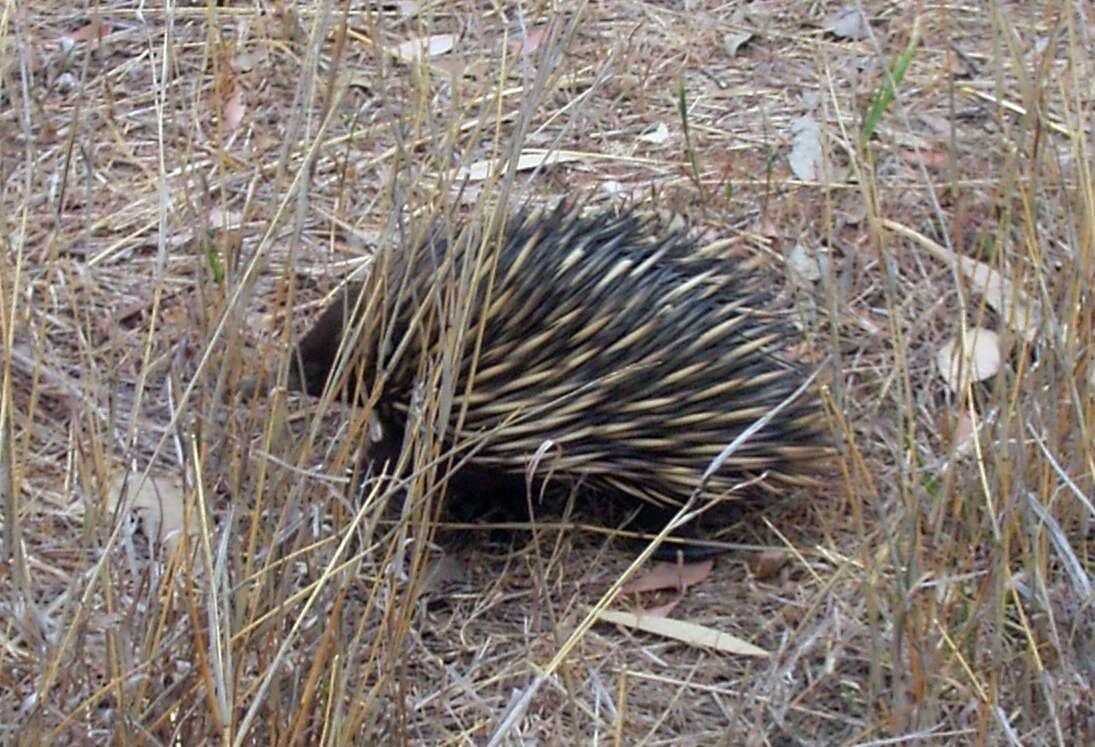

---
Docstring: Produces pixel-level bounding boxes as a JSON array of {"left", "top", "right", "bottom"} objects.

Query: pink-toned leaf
[
  {"left": 521, "top": 25, "right": 551, "bottom": 55},
  {"left": 642, "top": 599, "right": 682, "bottom": 618},
  {"left": 954, "top": 409, "right": 978, "bottom": 456},
  {"left": 749, "top": 549, "right": 790, "bottom": 580},
  {"left": 64, "top": 21, "right": 112, "bottom": 44},
  {"left": 622, "top": 558, "right": 714, "bottom": 594},
  {"left": 224, "top": 86, "right": 245, "bottom": 133}
]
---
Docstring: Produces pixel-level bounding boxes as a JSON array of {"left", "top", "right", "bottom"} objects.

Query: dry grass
[{"left": 2, "top": 1, "right": 1092, "bottom": 745}]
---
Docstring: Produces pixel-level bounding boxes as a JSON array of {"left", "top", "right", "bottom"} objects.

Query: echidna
[{"left": 288, "top": 201, "right": 828, "bottom": 557}]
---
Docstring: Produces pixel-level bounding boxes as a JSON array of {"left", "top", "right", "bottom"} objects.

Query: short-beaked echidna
[{"left": 288, "top": 201, "right": 829, "bottom": 555}]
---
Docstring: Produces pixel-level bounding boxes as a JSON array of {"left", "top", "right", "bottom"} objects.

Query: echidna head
[
  {"left": 286, "top": 282, "right": 370, "bottom": 402},
  {"left": 286, "top": 353, "right": 337, "bottom": 399}
]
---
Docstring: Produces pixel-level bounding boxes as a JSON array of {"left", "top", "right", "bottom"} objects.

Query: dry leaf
[
  {"left": 823, "top": 7, "right": 869, "bottom": 40},
  {"left": 787, "top": 242, "right": 822, "bottom": 283},
  {"left": 418, "top": 551, "right": 469, "bottom": 598},
  {"left": 936, "top": 328, "right": 1002, "bottom": 392},
  {"left": 644, "top": 599, "right": 682, "bottom": 618},
  {"left": 749, "top": 549, "right": 790, "bottom": 580},
  {"left": 109, "top": 471, "right": 192, "bottom": 555},
  {"left": 208, "top": 207, "right": 243, "bottom": 230},
  {"left": 752, "top": 216, "right": 781, "bottom": 239},
  {"left": 883, "top": 219, "right": 1041, "bottom": 341},
  {"left": 64, "top": 21, "right": 112, "bottom": 44},
  {"left": 232, "top": 49, "right": 268, "bottom": 73},
  {"left": 622, "top": 559, "right": 714, "bottom": 594},
  {"left": 638, "top": 122, "right": 669, "bottom": 145},
  {"left": 224, "top": 85, "right": 245, "bottom": 133},
  {"left": 393, "top": 34, "right": 455, "bottom": 63},
  {"left": 511, "top": 25, "right": 550, "bottom": 56},
  {"left": 788, "top": 116, "right": 822, "bottom": 181},
  {"left": 722, "top": 31, "right": 753, "bottom": 57},
  {"left": 458, "top": 149, "right": 582, "bottom": 181},
  {"left": 595, "top": 609, "right": 769, "bottom": 657},
  {"left": 917, "top": 113, "right": 953, "bottom": 135},
  {"left": 953, "top": 410, "right": 978, "bottom": 456},
  {"left": 901, "top": 148, "right": 948, "bottom": 168},
  {"left": 429, "top": 55, "right": 474, "bottom": 79}
]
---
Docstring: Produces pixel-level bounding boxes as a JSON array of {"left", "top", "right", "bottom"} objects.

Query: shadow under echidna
[{"left": 287, "top": 201, "right": 830, "bottom": 560}]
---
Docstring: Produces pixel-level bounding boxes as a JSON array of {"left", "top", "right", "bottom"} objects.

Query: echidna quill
[{"left": 287, "top": 201, "right": 829, "bottom": 558}]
